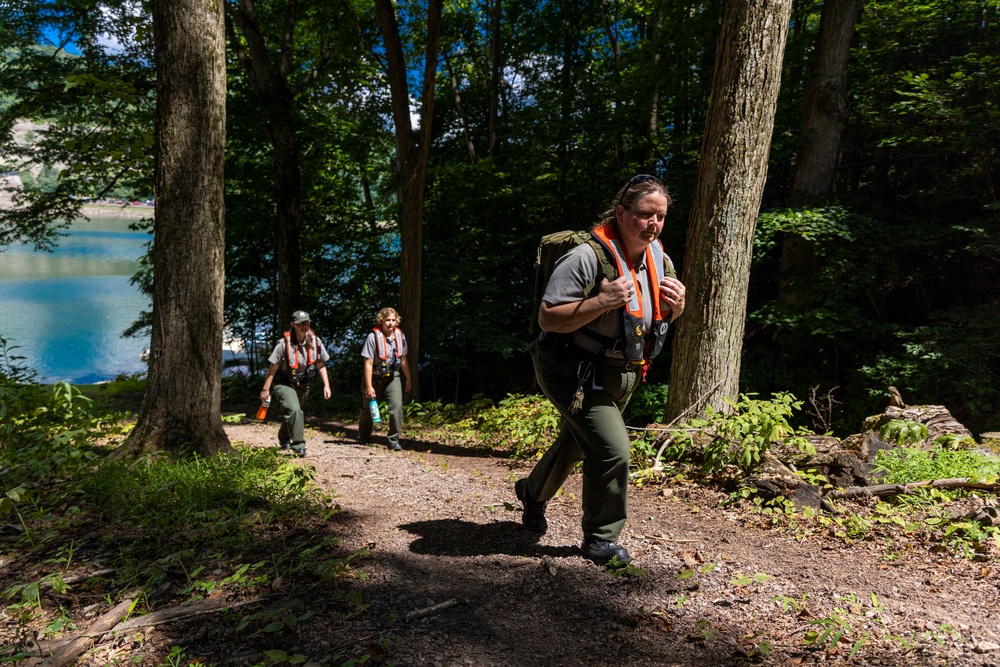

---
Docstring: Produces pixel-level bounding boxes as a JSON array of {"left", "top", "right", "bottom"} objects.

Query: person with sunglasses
[
  {"left": 260, "top": 310, "right": 332, "bottom": 457},
  {"left": 516, "top": 174, "right": 686, "bottom": 566}
]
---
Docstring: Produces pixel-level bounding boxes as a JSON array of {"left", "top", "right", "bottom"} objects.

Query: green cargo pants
[
  {"left": 359, "top": 370, "right": 404, "bottom": 447},
  {"left": 526, "top": 342, "right": 640, "bottom": 543},
  {"left": 272, "top": 383, "right": 309, "bottom": 450}
]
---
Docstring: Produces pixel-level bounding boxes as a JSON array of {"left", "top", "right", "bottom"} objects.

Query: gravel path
[{"left": 222, "top": 417, "right": 1000, "bottom": 667}]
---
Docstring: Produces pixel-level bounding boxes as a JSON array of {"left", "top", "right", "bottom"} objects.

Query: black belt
[
  {"left": 602, "top": 356, "right": 643, "bottom": 371},
  {"left": 568, "top": 340, "right": 642, "bottom": 371}
]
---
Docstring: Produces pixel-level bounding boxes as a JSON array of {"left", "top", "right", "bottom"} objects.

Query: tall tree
[
  {"left": 224, "top": 0, "right": 303, "bottom": 327},
  {"left": 665, "top": 0, "right": 794, "bottom": 421},
  {"left": 223, "top": 0, "right": 356, "bottom": 327},
  {"left": 374, "top": 0, "right": 442, "bottom": 400},
  {"left": 779, "top": 0, "right": 860, "bottom": 307},
  {"left": 120, "top": 0, "right": 232, "bottom": 456}
]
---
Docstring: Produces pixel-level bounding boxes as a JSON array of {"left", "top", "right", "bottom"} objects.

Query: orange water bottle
[{"left": 256, "top": 396, "right": 270, "bottom": 421}]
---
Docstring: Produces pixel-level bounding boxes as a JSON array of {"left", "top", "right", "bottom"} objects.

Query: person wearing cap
[
  {"left": 515, "top": 174, "right": 686, "bottom": 566},
  {"left": 359, "top": 307, "right": 412, "bottom": 451},
  {"left": 260, "top": 310, "right": 332, "bottom": 457}
]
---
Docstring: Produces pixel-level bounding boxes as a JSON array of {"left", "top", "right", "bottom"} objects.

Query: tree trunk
[
  {"left": 780, "top": 0, "right": 860, "bottom": 307},
  {"left": 599, "top": 0, "right": 624, "bottom": 163},
  {"left": 444, "top": 55, "right": 477, "bottom": 164},
  {"left": 374, "top": 0, "right": 442, "bottom": 401},
  {"left": 224, "top": 0, "right": 304, "bottom": 326},
  {"left": 664, "top": 0, "right": 793, "bottom": 422},
  {"left": 270, "top": 115, "right": 302, "bottom": 324},
  {"left": 642, "top": 10, "right": 663, "bottom": 172},
  {"left": 487, "top": 0, "right": 502, "bottom": 158},
  {"left": 121, "top": 0, "right": 231, "bottom": 457}
]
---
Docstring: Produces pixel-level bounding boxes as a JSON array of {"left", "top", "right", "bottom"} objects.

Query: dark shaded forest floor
[
  {"left": 5, "top": 415, "right": 1000, "bottom": 667},
  {"left": 217, "top": 417, "right": 999, "bottom": 667}
]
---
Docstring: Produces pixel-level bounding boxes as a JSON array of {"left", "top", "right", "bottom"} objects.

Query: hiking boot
[
  {"left": 514, "top": 478, "right": 548, "bottom": 534},
  {"left": 290, "top": 444, "right": 306, "bottom": 458},
  {"left": 278, "top": 439, "right": 290, "bottom": 450},
  {"left": 581, "top": 538, "right": 631, "bottom": 566},
  {"left": 388, "top": 441, "right": 402, "bottom": 451}
]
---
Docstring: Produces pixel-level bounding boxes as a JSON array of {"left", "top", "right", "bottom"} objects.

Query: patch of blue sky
[{"left": 40, "top": 25, "right": 81, "bottom": 56}]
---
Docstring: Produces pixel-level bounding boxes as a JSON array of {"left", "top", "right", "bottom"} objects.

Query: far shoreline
[{"left": 79, "top": 203, "right": 154, "bottom": 220}]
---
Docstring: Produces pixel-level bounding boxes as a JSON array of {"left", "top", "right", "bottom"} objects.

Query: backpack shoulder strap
[{"left": 584, "top": 237, "right": 618, "bottom": 293}]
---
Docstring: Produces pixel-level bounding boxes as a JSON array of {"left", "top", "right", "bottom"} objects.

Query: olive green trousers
[
  {"left": 359, "top": 371, "right": 404, "bottom": 447},
  {"left": 526, "top": 343, "right": 640, "bottom": 543},
  {"left": 272, "top": 383, "right": 309, "bottom": 448}
]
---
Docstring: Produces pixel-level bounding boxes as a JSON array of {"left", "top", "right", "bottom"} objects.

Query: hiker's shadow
[{"left": 399, "top": 519, "right": 579, "bottom": 559}]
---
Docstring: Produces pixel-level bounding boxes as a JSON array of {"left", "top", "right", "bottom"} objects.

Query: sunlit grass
[{"left": 875, "top": 445, "right": 1000, "bottom": 484}]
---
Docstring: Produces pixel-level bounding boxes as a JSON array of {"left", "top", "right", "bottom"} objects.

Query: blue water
[{"left": 0, "top": 217, "right": 151, "bottom": 383}]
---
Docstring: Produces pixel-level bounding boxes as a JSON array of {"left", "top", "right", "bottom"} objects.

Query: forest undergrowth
[{"left": 2, "top": 375, "right": 999, "bottom": 666}]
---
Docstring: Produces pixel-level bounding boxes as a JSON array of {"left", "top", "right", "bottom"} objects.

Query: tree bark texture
[
  {"left": 665, "top": 0, "right": 793, "bottom": 422},
  {"left": 780, "top": 0, "right": 860, "bottom": 307},
  {"left": 122, "top": 0, "right": 231, "bottom": 457},
  {"left": 374, "top": 0, "right": 442, "bottom": 401}
]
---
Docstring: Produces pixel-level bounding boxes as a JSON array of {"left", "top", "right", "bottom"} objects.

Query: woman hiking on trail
[
  {"left": 260, "top": 310, "right": 332, "bottom": 457},
  {"left": 358, "top": 307, "right": 412, "bottom": 451},
  {"left": 516, "top": 174, "right": 686, "bottom": 566}
]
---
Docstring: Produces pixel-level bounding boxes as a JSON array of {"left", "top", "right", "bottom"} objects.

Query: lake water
[{"left": 0, "top": 216, "right": 151, "bottom": 383}]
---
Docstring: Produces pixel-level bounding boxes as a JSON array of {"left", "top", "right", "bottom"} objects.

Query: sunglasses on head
[{"left": 618, "top": 173, "right": 661, "bottom": 208}]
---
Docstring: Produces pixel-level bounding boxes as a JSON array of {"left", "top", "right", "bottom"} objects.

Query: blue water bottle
[{"left": 369, "top": 398, "right": 381, "bottom": 424}]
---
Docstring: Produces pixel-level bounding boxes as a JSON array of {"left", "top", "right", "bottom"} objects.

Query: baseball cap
[{"left": 291, "top": 310, "right": 311, "bottom": 324}]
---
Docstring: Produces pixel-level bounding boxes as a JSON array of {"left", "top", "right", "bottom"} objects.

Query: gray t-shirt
[
  {"left": 361, "top": 329, "right": 408, "bottom": 371},
  {"left": 541, "top": 243, "right": 656, "bottom": 340},
  {"left": 268, "top": 334, "right": 331, "bottom": 384}
]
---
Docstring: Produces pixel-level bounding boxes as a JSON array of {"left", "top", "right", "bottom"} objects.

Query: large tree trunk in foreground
[
  {"left": 121, "top": 0, "right": 231, "bottom": 457},
  {"left": 664, "top": 0, "right": 793, "bottom": 422}
]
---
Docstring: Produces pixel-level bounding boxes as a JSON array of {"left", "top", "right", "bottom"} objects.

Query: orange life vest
[
  {"left": 374, "top": 327, "right": 404, "bottom": 375},
  {"left": 589, "top": 223, "right": 670, "bottom": 363},
  {"left": 282, "top": 330, "right": 318, "bottom": 386}
]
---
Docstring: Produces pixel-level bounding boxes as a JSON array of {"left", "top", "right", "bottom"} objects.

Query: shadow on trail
[
  {"left": 312, "top": 418, "right": 516, "bottom": 460},
  {"left": 399, "top": 518, "right": 579, "bottom": 559}
]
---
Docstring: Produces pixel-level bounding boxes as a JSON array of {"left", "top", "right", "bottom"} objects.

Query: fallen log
[
  {"left": 108, "top": 595, "right": 266, "bottom": 634},
  {"left": 38, "top": 598, "right": 134, "bottom": 667},
  {"left": 37, "top": 594, "right": 272, "bottom": 660},
  {"left": 827, "top": 478, "right": 1000, "bottom": 500}
]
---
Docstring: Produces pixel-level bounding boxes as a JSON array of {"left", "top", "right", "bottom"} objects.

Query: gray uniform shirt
[
  {"left": 268, "top": 335, "right": 331, "bottom": 384},
  {"left": 542, "top": 243, "right": 657, "bottom": 344},
  {"left": 361, "top": 329, "right": 408, "bottom": 373}
]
